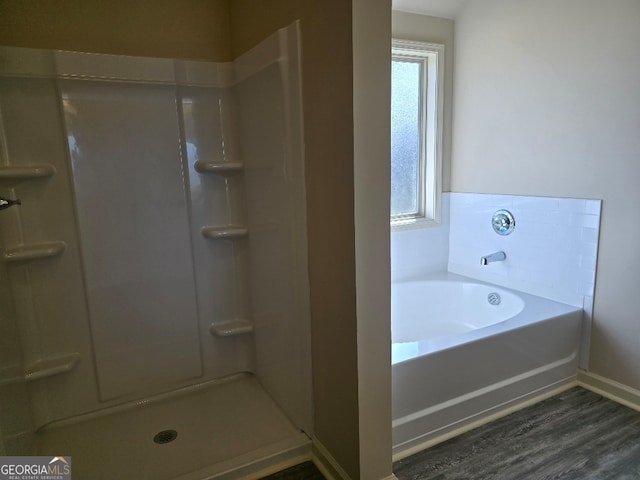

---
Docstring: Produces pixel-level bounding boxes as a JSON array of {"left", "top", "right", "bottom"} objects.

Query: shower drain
[
  {"left": 487, "top": 292, "right": 501, "bottom": 306},
  {"left": 153, "top": 429, "right": 178, "bottom": 444}
]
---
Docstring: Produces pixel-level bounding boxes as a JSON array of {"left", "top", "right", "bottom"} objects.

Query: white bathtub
[{"left": 392, "top": 272, "right": 582, "bottom": 456}]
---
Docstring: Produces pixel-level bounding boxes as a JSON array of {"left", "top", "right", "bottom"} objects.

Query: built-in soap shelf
[
  {"left": 24, "top": 352, "right": 80, "bottom": 382},
  {"left": 3, "top": 241, "right": 66, "bottom": 263},
  {"left": 0, "top": 164, "right": 56, "bottom": 182},
  {"left": 201, "top": 225, "right": 248, "bottom": 239},
  {"left": 194, "top": 161, "right": 243, "bottom": 174},
  {"left": 209, "top": 320, "right": 254, "bottom": 337},
  {"left": 0, "top": 352, "right": 80, "bottom": 386},
  {"left": 196, "top": 156, "right": 250, "bottom": 336}
]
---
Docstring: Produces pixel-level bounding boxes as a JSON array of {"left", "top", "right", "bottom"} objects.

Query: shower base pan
[{"left": 35, "top": 373, "right": 310, "bottom": 480}]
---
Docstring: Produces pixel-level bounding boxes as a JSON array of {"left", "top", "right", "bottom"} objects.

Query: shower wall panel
[
  {"left": 235, "top": 24, "right": 312, "bottom": 433},
  {"left": 61, "top": 81, "right": 203, "bottom": 401},
  {"left": 0, "top": 21, "right": 311, "bottom": 435},
  {"left": 0, "top": 79, "right": 32, "bottom": 451},
  {"left": 0, "top": 260, "right": 32, "bottom": 454},
  {"left": 179, "top": 85, "right": 254, "bottom": 376},
  {"left": 0, "top": 74, "right": 100, "bottom": 428}
]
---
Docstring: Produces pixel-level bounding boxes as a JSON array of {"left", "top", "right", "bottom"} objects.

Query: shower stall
[{"left": 0, "top": 22, "right": 312, "bottom": 479}]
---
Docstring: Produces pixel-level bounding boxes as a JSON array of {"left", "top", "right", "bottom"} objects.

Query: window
[{"left": 391, "top": 39, "right": 444, "bottom": 228}]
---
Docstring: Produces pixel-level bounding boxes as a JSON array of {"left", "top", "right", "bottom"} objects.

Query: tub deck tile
[{"left": 393, "top": 387, "right": 640, "bottom": 479}]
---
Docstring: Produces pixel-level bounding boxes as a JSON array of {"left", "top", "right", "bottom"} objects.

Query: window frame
[{"left": 391, "top": 39, "right": 444, "bottom": 230}]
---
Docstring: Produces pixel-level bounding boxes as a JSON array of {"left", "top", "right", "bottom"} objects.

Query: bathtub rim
[{"left": 391, "top": 271, "right": 582, "bottom": 365}]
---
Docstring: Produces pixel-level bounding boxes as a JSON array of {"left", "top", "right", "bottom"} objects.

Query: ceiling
[{"left": 391, "top": 0, "right": 468, "bottom": 19}]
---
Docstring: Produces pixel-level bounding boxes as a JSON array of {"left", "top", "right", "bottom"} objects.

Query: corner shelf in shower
[
  {"left": 194, "top": 161, "right": 244, "bottom": 174},
  {"left": 0, "top": 164, "right": 56, "bottom": 182},
  {"left": 3, "top": 241, "right": 66, "bottom": 263},
  {"left": 209, "top": 320, "right": 254, "bottom": 337},
  {"left": 201, "top": 225, "right": 248, "bottom": 239},
  {"left": 24, "top": 352, "right": 80, "bottom": 382},
  {"left": 0, "top": 352, "right": 80, "bottom": 386}
]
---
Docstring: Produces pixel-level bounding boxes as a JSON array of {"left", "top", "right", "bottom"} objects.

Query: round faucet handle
[{"left": 492, "top": 209, "right": 515, "bottom": 235}]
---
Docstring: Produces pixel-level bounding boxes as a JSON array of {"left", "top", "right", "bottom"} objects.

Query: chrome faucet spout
[{"left": 481, "top": 251, "right": 506, "bottom": 265}]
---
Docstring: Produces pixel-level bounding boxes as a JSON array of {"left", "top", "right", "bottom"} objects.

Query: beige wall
[
  {"left": 0, "top": 0, "right": 232, "bottom": 61},
  {"left": 453, "top": 0, "right": 640, "bottom": 389},
  {"left": 353, "top": 1, "right": 393, "bottom": 479},
  {"left": 392, "top": 11, "right": 454, "bottom": 192}
]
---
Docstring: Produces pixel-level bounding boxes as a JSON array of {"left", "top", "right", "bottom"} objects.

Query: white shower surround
[{"left": 0, "top": 22, "right": 312, "bottom": 478}]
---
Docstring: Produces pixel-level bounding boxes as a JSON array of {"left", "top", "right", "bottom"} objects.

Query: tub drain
[
  {"left": 153, "top": 429, "right": 178, "bottom": 444},
  {"left": 487, "top": 292, "right": 501, "bottom": 306}
]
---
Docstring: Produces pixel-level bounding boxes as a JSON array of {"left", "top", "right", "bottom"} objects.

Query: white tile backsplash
[
  {"left": 391, "top": 193, "right": 450, "bottom": 281},
  {"left": 447, "top": 193, "right": 601, "bottom": 307},
  {"left": 391, "top": 192, "right": 601, "bottom": 307}
]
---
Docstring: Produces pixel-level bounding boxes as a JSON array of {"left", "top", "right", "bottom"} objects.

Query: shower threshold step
[{"left": 35, "top": 373, "right": 310, "bottom": 480}]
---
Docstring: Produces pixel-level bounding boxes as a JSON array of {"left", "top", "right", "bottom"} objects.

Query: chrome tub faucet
[{"left": 481, "top": 251, "right": 506, "bottom": 265}]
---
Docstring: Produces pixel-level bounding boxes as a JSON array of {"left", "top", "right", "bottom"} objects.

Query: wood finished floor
[
  {"left": 393, "top": 387, "right": 640, "bottom": 480},
  {"left": 263, "top": 387, "right": 640, "bottom": 480}
]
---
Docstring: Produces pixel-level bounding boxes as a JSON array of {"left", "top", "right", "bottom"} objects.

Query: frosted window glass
[{"left": 391, "top": 59, "right": 421, "bottom": 217}]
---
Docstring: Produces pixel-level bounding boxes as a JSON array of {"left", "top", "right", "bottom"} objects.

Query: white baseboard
[
  {"left": 577, "top": 369, "right": 640, "bottom": 412},
  {"left": 388, "top": 372, "right": 640, "bottom": 472}
]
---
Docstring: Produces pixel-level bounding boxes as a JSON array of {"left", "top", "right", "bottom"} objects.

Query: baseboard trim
[
  {"left": 311, "top": 438, "right": 353, "bottom": 480},
  {"left": 392, "top": 380, "right": 578, "bottom": 462},
  {"left": 577, "top": 369, "right": 640, "bottom": 412}
]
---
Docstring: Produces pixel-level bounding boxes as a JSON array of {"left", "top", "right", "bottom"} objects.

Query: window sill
[{"left": 391, "top": 216, "right": 440, "bottom": 232}]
